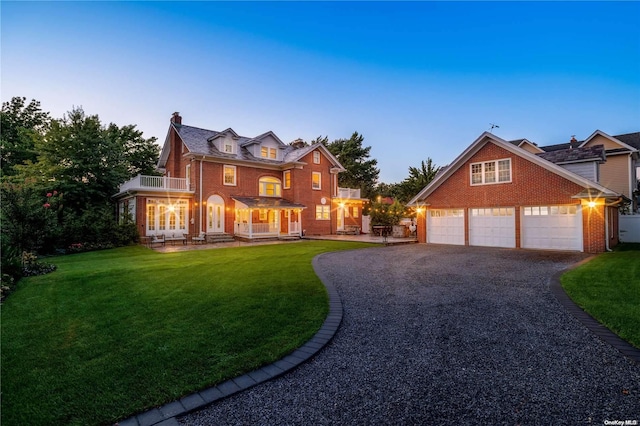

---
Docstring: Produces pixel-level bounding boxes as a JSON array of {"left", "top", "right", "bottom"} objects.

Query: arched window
[{"left": 259, "top": 176, "right": 281, "bottom": 197}]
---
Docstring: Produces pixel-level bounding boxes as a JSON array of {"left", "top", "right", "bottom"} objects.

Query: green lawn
[
  {"left": 561, "top": 245, "right": 640, "bottom": 349},
  {"left": 1, "top": 241, "right": 375, "bottom": 426}
]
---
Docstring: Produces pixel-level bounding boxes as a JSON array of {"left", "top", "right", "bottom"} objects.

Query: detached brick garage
[{"left": 408, "top": 132, "right": 623, "bottom": 253}]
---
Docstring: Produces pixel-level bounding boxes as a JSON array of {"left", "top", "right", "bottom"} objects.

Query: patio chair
[
  {"left": 151, "top": 234, "right": 165, "bottom": 247},
  {"left": 192, "top": 232, "right": 206, "bottom": 244}
]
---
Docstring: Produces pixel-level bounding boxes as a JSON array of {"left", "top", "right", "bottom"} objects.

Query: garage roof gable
[{"left": 408, "top": 132, "right": 619, "bottom": 206}]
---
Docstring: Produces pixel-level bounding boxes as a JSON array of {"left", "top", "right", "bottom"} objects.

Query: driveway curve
[{"left": 181, "top": 244, "right": 640, "bottom": 425}]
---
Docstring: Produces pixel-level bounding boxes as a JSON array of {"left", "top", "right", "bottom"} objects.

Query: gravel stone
[{"left": 179, "top": 244, "right": 640, "bottom": 425}]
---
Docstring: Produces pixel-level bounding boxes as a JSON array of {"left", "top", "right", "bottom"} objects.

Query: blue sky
[{"left": 2, "top": 1, "right": 639, "bottom": 183}]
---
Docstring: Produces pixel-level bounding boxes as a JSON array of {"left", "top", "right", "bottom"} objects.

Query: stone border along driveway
[{"left": 121, "top": 245, "right": 640, "bottom": 426}]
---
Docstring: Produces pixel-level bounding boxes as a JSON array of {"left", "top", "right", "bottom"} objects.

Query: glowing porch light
[{"left": 588, "top": 201, "right": 597, "bottom": 208}]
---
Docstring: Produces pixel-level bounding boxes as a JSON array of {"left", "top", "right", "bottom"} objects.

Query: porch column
[
  {"left": 287, "top": 209, "right": 292, "bottom": 235},
  {"left": 275, "top": 209, "right": 281, "bottom": 237},
  {"left": 249, "top": 209, "right": 253, "bottom": 239}
]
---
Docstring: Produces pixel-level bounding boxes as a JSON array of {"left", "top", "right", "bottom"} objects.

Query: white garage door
[
  {"left": 427, "top": 209, "right": 465, "bottom": 245},
  {"left": 522, "top": 205, "right": 582, "bottom": 251},
  {"left": 469, "top": 207, "right": 515, "bottom": 248}
]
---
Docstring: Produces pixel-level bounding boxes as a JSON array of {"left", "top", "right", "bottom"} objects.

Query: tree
[
  {"left": 395, "top": 158, "right": 440, "bottom": 203},
  {"left": 326, "top": 132, "right": 379, "bottom": 199},
  {"left": 0, "top": 97, "right": 51, "bottom": 176},
  {"left": 2, "top": 104, "right": 159, "bottom": 254}
]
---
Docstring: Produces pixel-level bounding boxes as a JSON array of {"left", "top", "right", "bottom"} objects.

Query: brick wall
[{"left": 415, "top": 141, "right": 614, "bottom": 252}]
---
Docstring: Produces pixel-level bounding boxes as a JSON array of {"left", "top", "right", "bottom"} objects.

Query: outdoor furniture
[
  {"left": 150, "top": 234, "right": 165, "bottom": 247},
  {"left": 165, "top": 233, "right": 187, "bottom": 245},
  {"left": 337, "top": 225, "right": 361, "bottom": 235},
  {"left": 191, "top": 232, "right": 206, "bottom": 244}
]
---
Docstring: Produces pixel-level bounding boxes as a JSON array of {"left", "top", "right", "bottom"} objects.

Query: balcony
[
  {"left": 336, "top": 187, "right": 361, "bottom": 199},
  {"left": 117, "top": 175, "right": 193, "bottom": 194}
]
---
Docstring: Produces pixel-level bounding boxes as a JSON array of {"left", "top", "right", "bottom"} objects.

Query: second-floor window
[
  {"left": 470, "top": 158, "right": 511, "bottom": 185},
  {"left": 185, "top": 164, "right": 191, "bottom": 189},
  {"left": 283, "top": 170, "right": 291, "bottom": 189},
  {"left": 312, "top": 172, "right": 322, "bottom": 190},
  {"left": 313, "top": 151, "right": 321, "bottom": 164},
  {"left": 224, "top": 140, "right": 234, "bottom": 153},
  {"left": 224, "top": 165, "right": 236, "bottom": 186},
  {"left": 259, "top": 176, "right": 281, "bottom": 197}
]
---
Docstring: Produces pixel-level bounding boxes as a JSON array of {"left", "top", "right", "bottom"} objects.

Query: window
[
  {"left": 312, "top": 172, "right": 321, "bottom": 190},
  {"left": 185, "top": 164, "right": 191, "bottom": 189},
  {"left": 224, "top": 140, "right": 234, "bottom": 153},
  {"left": 316, "top": 205, "right": 330, "bottom": 220},
  {"left": 524, "top": 205, "right": 577, "bottom": 216},
  {"left": 260, "top": 146, "right": 277, "bottom": 159},
  {"left": 224, "top": 165, "right": 236, "bottom": 186},
  {"left": 159, "top": 205, "right": 166, "bottom": 230},
  {"left": 147, "top": 204, "right": 156, "bottom": 231},
  {"left": 344, "top": 207, "right": 350, "bottom": 218},
  {"left": 470, "top": 159, "right": 511, "bottom": 185},
  {"left": 313, "top": 151, "right": 320, "bottom": 164},
  {"left": 259, "top": 209, "right": 267, "bottom": 220},
  {"left": 353, "top": 206, "right": 359, "bottom": 218},
  {"left": 283, "top": 170, "right": 291, "bottom": 189},
  {"left": 259, "top": 176, "right": 281, "bottom": 197}
]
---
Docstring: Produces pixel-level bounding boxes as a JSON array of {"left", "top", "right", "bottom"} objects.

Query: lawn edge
[
  {"left": 116, "top": 250, "right": 346, "bottom": 426},
  {"left": 550, "top": 257, "right": 640, "bottom": 365}
]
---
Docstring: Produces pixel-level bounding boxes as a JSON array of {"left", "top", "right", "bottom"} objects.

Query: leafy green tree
[
  {"left": 326, "top": 132, "right": 379, "bottom": 199},
  {"left": 2, "top": 104, "right": 158, "bottom": 254},
  {"left": 0, "top": 97, "right": 51, "bottom": 176},
  {"left": 395, "top": 158, "right": 440, "bottom": 203}
]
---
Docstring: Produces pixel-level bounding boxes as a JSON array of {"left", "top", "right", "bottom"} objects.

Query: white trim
[
  {"left": 469, "top": 158, "right": 512, "bottom": 186},
  {"left": 312, "top": 172, "right": 322, "bottom": 190},
  {"left": 223, "top": 164, "right": 237, "bottom": 186}
]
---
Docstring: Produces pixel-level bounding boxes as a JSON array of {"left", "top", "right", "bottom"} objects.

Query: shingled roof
[{"left": 536, "top": 145, "right": 606, "bottom": 165}]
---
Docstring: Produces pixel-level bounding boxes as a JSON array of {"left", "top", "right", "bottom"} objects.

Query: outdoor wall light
[{"left": 588, "top": 201, "right": 597, "bottom": 208}]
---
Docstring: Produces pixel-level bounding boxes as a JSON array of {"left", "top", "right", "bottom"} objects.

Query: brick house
[
  {"left": 114, "top": 113, "right": 366, "bottom": 241},
  {"left": 408, "top": 132, "right": 626, "bottom": 253}
]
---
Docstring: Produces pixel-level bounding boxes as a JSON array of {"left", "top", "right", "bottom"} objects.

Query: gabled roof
[
  {"left": 580, "top": 130, "right": 638, "bottom": 153},
  {"left": 158, "top": 122, "right": 346, "bottom": 171},
  {"left": 540, "top": 131, "right": 640, "bottom": 154},
  {"left": 536, "top": 145, "right": 606, "bottom": 165},
  {"left": 408, "top": 132, "right": 619, "bottom": 206},
  {"left": 509, "top": 138, "right": 544, "bottom": 153}
]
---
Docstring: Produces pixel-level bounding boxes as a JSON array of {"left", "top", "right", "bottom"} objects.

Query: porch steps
[
  {"left": 206, "top": 233, "right": 235, "bottom": 244},
  {"left": 278, "top": 235, "right": 302, "bottom": 241}
]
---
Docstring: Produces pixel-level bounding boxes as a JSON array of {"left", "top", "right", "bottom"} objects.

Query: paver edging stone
[{"left": 549, "top": 258, "right": 640, "bottom": 365}]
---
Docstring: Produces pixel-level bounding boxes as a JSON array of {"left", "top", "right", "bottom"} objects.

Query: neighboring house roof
[
  {"left": 158, "top": 123, "right": 345, "bottom": 172},
  {"left": 536, "top": 145, "right": 606, "bottom": 165},
  {"left": 540, "top": 131, "right": 640, "bottom": 154},
  {"left": 232, "top": 196, "right": 307, "bottom": 209},
  {"left": 508, "top": 138, "right": 543, "bottom": 153},
  {"left": 408, "top": 132, "right": 620, "bottom": 206}
]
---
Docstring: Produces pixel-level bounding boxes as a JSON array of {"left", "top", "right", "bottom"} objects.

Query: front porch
[{"left": 233, "top": 196, "right": 306, "bottom": 239}]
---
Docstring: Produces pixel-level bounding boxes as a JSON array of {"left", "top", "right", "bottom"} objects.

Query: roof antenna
[{"left": 489, "top": 123, "right": 500, "bottom": 132}]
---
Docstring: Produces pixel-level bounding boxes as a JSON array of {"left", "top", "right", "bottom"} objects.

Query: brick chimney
[
  {"left": 171, "top": 112, "right": 182, "bottom": 125},
  {"left": 569, "top": 135, "right": 577, "bottom": 149}
]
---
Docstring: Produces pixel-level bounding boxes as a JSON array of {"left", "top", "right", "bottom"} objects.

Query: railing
[
  {"left": 119, "top": 175, "right": 192, "bottom": 193},
  {"left": 234, "top": 221, "right": 300, "bottom": 236},
  {"left": 337, "top": 187, "right": 361, "bottom": 199}
]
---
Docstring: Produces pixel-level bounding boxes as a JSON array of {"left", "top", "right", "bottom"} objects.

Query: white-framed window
[
  {"left": 259, "top": 209, "right": 267, "bottom": 220},
  {"left": 353, "top": 206, "right": 359, "bottom": 218},
  {"left": 259, "top": 176, "right": 281, "bottom": 197},
  {"left": 470, "top": 158, "right": 511, "bottom": 185},
  {"left": 223, "top": 165, "right": 236, "bottom": 186},
  {"left": 146, "top": 199, "right": 189, "bottom": 234},
  {"left": 312, "top": 172, "right": 321, "bottom": 190},
  {"left": 316, "top": 205, "right": 330, "bottom": 220},
  {"left": 283, "top": 170, "right": 291, "bottom": 189},
  {"left": 313, "top": 151, "right": 321, "bottom": 164},
  {"left": 260, "top": 146, "right": 277, "bottom": 159},
  {"left": 185, "top": 164, "right": 191, "bottom": 189},
  {"left": 224, "top": 140, "right": 234, "bottom": 153},
  {"left": 523, "top": 205, "right": 577, "bottom": 216}
]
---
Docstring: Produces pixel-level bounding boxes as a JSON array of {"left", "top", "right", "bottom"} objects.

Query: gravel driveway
[{"left": 180, "top": 244, "right": 640, "bottom": 425}]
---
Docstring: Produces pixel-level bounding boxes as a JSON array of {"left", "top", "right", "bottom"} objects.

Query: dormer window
[
  {"left": 260, "top": 147, "right": 277, "bottom": 159},
  {"left": 224, "top": 140, "right": 234, "bottom": 153}
]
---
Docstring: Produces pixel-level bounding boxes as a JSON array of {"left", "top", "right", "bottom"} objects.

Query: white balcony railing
[
  {"left": 337, "top": 187, "right": 361, "bottom": 199},
  {"left": 118, "top": 175, "right": 192, "bottom": 193}
]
